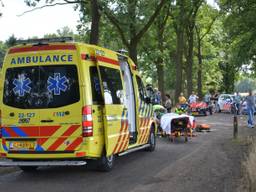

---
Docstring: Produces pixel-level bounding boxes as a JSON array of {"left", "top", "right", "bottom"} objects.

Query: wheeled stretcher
[{"left": 160, "top": 113, "right": 196, "bottom": 142}]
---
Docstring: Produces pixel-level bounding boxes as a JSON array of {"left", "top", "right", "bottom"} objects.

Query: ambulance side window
[
  {"left": 99, "top": 66, "right": 124, "bottom": 105},
  {"left": 90, "top": 67, "right": 103, "bottom": 104},
  {"left": 136, "top": 76, "right": 146, "bottom": 100}
]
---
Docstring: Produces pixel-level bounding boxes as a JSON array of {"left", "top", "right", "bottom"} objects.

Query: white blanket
[{"left": 160, "top": 113, "right": 195, "bottom": 134}]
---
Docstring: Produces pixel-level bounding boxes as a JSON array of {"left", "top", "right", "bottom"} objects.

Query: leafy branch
[{"left": 18, "top": 0, "right": 87, "bottom": 17}]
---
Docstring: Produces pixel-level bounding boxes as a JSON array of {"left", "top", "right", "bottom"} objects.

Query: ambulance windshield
[{"left": 3, "top": 65, "right": 79, "bottom": 109}]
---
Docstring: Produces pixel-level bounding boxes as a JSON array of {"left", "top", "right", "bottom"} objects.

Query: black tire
[
  {"left": 146, "top": 127, "right": 156, "bottom": 152},
  {"left": 19, "top": 166, "right": 38, "bottom": 172},
  {"left": 204, "top": 110, "right": 207, "bottom": 116},
  {"left": 98, "top": 153, "right": 115, "bottom": 172}
]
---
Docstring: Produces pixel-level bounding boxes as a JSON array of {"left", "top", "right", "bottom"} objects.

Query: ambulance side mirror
[{"left": 145, "top": 97, "right": 151, "bottom": 104}]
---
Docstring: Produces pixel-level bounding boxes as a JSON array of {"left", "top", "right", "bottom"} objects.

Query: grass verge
[{"left": 241, "top": 136, "right": 256, "bottom": 192}]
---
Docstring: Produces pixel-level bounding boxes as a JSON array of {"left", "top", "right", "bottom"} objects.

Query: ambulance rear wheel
[
  {"left": 146, "top": 127, "right": 156, "bottom": 152},
  {"left": 19, "top": 166, "right": 38, "bottom": 172},
  {"left": 98, "top": 153, "right": 115, "bottom": 172}
]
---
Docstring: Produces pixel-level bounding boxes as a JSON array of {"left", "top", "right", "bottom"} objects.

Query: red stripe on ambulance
[
  {"left": 3, "top": 128, "right": 19, "bottom": 137},
  {"left": 113, "top": 116, "right": 126, "bottom": 154},
  {"left": 18, "top": 126, "right": 39, "bottom": 137},
  {"left": 40, "top": 126, "right": 62, "bottom": 137},
  {"left": 96, "top": 56, "right": 119, "bottom": 66},
  {"left": 48, "top": 125, "right": 80, "bottom": 151},
  {"left": 116, "top": 120, "right": 129, "bottom": 153},
  {"left": 65, "top": 137, "right": 83, "bottom": 151},
  {"left": 9, "top": 45, "right": 76, "bottom": 54}
]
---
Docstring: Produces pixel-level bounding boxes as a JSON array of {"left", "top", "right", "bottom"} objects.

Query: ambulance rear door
[
  {"left": 95, "top": 50, "right": 128, "bottom": 156},
  {"left": 1, "top": 48, "right": 83, "bottom": 154}
]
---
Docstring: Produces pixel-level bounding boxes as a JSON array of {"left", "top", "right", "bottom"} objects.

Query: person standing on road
[
  {"left": 188, "top": 91, "right": 198, "bottom": 104},
  {"left": 242, "top": 90, "right": 255, "bottom": 128},
  {"left": 204, "top": 91, "right": 211, "bottom": 104},
  {"left": 153, "top": 88, "right": 161, "bottom": 104},
  {"left": 204, "top": 91, "right": 212, "bottom": 115},
  {"left": 164, "top": 94, "right": 172, "bottom": 113}
]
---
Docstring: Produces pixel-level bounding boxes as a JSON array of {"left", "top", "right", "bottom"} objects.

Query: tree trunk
[
  {"left": 156, "top": 60, "right": 165, "bottom": 100},
  {"left": 175, "top": 30, "right": 184, "bottom": 103},
  {"left": 174, "top": 0, "right": 185, "bottom": 103},
  {"left": 128, "top": 41, "right": 138, "bottom": 65},
  {"left": 89, "top": 0, "right": 100, "bottom": 45},
  {"left": 186, "top": 26, "right": 194, "bottom": 96},
  {"left": 197, "top": 37, "right": 203, "bottom": 99}
]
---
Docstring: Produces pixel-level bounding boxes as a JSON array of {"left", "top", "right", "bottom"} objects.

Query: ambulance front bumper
[{"left": 0, "top": 160, "right": 87, "bottom": 167}]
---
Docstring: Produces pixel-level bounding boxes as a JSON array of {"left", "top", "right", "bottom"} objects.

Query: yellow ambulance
[{"left": 0, "top": 37, "right": 156, "bottom": 172}]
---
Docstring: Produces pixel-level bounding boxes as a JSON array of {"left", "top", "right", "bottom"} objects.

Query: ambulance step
[
  {"left": 118, "top": 144, "right": 150, "bottom": 156},
  {"left": 0, "top": 160, "right": 87, "bottom": 167}
]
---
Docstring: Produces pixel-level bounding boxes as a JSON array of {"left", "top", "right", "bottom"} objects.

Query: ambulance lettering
[
  {"left": 53, "top": 112, "right": 66, "bottom": 117},
  {"left": 10, "top": 54, "right": 73, "bottom": 65}
]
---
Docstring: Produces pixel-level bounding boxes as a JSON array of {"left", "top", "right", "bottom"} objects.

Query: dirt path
[
  {"left": 0, "top": 113, "right": 254, "bottom": 192},
  {"left": 130, "top": 113, "right": 251, "bottom": 192}
]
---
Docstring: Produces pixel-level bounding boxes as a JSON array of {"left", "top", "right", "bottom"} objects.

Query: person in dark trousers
[
  {"left": 164, "top": 94, "right": 172, "bottom": 113},
  {"left": 204, "top": 91, "right": 212, "bottom": 115},
  {"left": 242, "top": 90, "right": 255, "bottom": 128}
]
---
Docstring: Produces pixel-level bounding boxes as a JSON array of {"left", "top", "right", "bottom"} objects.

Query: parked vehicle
[
  {"left": 216, "top": 94, "right": 235, "bottom": 113},
  {"left": 0, "top": 37, "right": 156, "bottom": 172},
  {"left": 189, "top": 101, "right": 212, "bottom": 116},
  {"left": 241, "top": 96, "right": 256, "bottom": 115}
]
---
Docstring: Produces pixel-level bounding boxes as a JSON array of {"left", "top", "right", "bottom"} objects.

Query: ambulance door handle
[{"left": 41, "top": 120, "right": 54, "bottom": 123}]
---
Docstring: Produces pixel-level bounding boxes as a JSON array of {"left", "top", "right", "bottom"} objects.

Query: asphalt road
[{"left": 0, "top": 113, "right": 253, "bottom": 192}]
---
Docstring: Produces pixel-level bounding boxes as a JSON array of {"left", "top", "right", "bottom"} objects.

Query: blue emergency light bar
[{"left": 17, "top": 37, "right": 74, "bottom": 45}]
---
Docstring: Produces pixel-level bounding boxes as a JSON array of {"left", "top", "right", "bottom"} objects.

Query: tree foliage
[
  {"left": 0, "top": 0, "right": 252, "bottom": 102},
  {"left": 219, "top": 0, "right": 256, "bottom": 75}
]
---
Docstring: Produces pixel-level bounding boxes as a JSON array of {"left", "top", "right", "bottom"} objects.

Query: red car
[{"left": 189, "top": 102, "right": 212, "bottom": 116}]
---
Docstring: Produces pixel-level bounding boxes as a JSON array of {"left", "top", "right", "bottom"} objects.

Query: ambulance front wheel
[
  {"left": 98, "top": 153, "right": 115, "bottom": 172},
  {"left": 19, "top": 166, "right": 38, "bottom": 172}
]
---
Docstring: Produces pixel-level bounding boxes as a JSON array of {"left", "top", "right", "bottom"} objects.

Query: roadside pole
[{"left": 233, "top": 104, "right": 238, "bottom": 139}]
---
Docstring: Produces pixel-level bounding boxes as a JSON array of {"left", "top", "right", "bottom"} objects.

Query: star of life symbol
[
  {"left": 13, "top": 74, "right": 32, "bottom": 97},
  {"left": 47, "top": 73, "right": 68, "bottom": 95}
]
